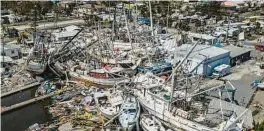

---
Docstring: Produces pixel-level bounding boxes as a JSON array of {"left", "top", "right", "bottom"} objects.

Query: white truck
[{"left": 212, "top": 64, "right": 230, "bottom": 78}]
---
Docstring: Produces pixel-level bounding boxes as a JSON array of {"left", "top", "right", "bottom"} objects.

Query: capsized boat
[
  {"left": 119, "top": 95, "right": 140, "bottom": 131},
  {"left": 94, "top": 88, "right": 124, "bottom": 119}
]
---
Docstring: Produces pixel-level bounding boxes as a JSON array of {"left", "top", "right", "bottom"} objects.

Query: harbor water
[{"left": 1, "top": 86, "right": 52, "bottom": 131}]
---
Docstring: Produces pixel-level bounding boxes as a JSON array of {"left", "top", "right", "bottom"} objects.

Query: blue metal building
[{"left": 175, "top": 44, "right": 230, "bottom": 76}]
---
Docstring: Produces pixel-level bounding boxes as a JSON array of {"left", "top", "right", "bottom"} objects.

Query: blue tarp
[
  {"left": 213, "top": 43, "right": 223, "bottom": 48},
  {"left": 138, "top": 17, "right": 149, "bottom": 23}
]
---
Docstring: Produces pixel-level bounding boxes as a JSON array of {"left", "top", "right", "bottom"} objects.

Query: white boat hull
[
  {"left": 137, "top": 96, "right": 215, "bottom": 131},
  {"left": 119, "top": 97, "right": 140, "bottom": 131},
  {"left": 69, "top": 72, "right": 130, "bottom": 86}
]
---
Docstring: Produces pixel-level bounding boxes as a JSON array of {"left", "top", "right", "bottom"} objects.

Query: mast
[
  {"left": 169, "top": 34, "right": 178, "bottom": 109},
  {"left": 34, "top": 4, "right": 37, "bottom": 45},
  {"left": 1, "top": 35, "right": 5, "bottom": 68},
  {"left": 112, "top": 1, "right": 117, "bottom": 41},
  {"left": 135, "top": 1, "right": 138, "bottom": 26},
  {"left": 123, "top": 3, "right": 133, "bottom": 52},
  {"left": 168, "top": 35, "right": 200, "bottom": 109},
  {"left": 149, "top": 0, "right": 154, "bottom": 37}
]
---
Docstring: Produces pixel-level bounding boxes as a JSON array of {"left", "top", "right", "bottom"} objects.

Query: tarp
[
  {"left": 0, "top": 56, "right": 14, "bottom": 63},
  {"left": 64, "top": 25, "right": 80, "bottom": 32},
  {"left": 138, "top": 17, "right": 149, "bottom": 23}
]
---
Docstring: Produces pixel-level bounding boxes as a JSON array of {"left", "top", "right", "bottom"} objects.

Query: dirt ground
[{"left": 249, "top": 90, "right": 264, "bottom": 124}]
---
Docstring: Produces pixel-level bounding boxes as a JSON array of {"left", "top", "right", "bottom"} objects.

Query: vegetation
[
  {"left": 254, "top": 121, "right": 264, "bottom": 131},
  {"left": 1, "top": 1, "right": 54, "bottom": 16},
  {"left": 252, "top": 109, "right": 259, "bottom": 116},
  {"left": 1, "top": 1, "right": 75, "bottom": 18}
]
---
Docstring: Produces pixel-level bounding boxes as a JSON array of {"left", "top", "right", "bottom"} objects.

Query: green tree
[
  {"left": 36, "top": 2, "right": 53, "bottom": 16},
  {"left": 254, "top": 121, "right": 264, "bottom": 131}
]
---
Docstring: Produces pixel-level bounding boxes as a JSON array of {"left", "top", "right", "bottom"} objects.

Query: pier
[
  {"left": 1, "top": 92, "right": 54, "bottom": 114},
  {"left": 1, "top": 82, "right": 41, "bottom": 98}
]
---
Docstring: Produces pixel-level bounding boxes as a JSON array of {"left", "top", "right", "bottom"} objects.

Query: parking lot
[{"left": 223, "top": 60, "right": 264, "bottom": 107}]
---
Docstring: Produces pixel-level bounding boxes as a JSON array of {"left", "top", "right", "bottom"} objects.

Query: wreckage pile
[
  {"left": 40, "top": 82, "right": 105, "bottom": 130},
  {"left": 1, "top": 66, "right": 36, "bottom": 93}
]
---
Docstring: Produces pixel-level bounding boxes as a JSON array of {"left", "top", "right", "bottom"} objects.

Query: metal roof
[
  {"left": 188, "top": 32, "right": 216, "bottom": 40},
  {"left": 222, "top": 45, "right": 252, "bottom": 58},
  {"left": 177, "top": 44, "right": 230, "bottom": 61}
]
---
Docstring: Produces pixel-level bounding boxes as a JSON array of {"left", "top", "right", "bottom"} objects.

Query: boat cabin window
[
  {"left": 128, "top": 109, "right": 136, "bottom": 113},
  {"left": 58, "top": 36, "right": 72, "bottom": 41}
]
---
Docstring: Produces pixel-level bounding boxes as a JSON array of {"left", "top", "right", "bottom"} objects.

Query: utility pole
[
  {"left": 76, "top": 0, "right": 79, "bottom": 18},
  {"left": 226, "top": 16, "right": 230, "bottom": 43}
]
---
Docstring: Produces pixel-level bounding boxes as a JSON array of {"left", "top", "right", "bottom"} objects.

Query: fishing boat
[
  {"left": 26, "top": 59, "right": 47, "bottom": 75},
  {"left": 119, "top": 95, "right": 140, "bottom": 131},
  {"left": 94, "top": 88, "right": 124, "bottom": 119},
  {"left": 140, "top": 115, "right": 172, "bottom": 131},
  {"left": 134, "top": 72, "right": 251, "bottom": 131},
  {"left": 69, "top": 64, "right": 130, "bottom": 86},
  {"left": 25, "top": 7, "right": 49, "bottom": 75},
  {"left": 26, "top": 36, "right": 49, "bottom": 75}
]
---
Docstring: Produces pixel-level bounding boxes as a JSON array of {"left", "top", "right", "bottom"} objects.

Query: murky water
[
  {"left": 1, "top": 86, "right": 38, "bottom": 106},
  {"left": 1, "top": 87, "right": 52, "bottom": 131}
]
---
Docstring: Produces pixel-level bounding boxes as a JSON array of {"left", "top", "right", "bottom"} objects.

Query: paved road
[{"left": 10, "top": 19, "right": 85, "bottom": 31}]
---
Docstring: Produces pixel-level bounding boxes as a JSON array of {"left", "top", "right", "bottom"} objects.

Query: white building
[
  {"left": 52, "top": 30, "right": 79, "bottom": 42},
  {"left": 188, "top": 32, "right": 218, "bottom": 45},
  {"left": 0, "top": 44, "right": 21, "bottom": 58}
]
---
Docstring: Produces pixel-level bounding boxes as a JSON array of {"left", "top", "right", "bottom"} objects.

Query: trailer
[{"left": 212, "top": 64, "right": 230, "bottom": 78}]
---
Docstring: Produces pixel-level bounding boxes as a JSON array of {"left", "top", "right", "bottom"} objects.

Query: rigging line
[
  {"left": 164, "top": 39, "right": 200, "bottom": 87},
  {"left": 218, "top": 88, "right": 224, "bottom": 120}
]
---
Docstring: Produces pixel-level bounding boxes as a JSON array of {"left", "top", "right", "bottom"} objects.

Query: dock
[
  {"left": 1, "top": 82, "right": 41, "bottom": 98},
  {"left": 1, "top": 92, "right": 55, "bottom": 114}
]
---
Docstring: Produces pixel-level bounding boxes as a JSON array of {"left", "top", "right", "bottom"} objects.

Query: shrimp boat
[
  {"left": 69, "top": 64, "right": 130, "bottom": 86},
  {"left": 26, "top": 34, "right": 49, "bottom": 75},
  {"left": 119, "top": 96, "right": 140, "bottom": 131},
  {"left": 134, "top": 72, "right": 252, "bottom": 131},
  {"left": 94, "top": 88, "right": 124, "bottom": 119},
  {"left": 140, "top": 115, "right": 172, "bottom": 131}
]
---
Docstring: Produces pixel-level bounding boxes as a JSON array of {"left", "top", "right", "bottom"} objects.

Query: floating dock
[{"left": 1, "top": 82, "right": 41, "bottom": 98}]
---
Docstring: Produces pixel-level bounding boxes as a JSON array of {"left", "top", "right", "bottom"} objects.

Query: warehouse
[
  {"left": 222, "top": 45, "right": 252, "bottom": 66},
  {"left": 175, "top": 44, "right": 230, "bottom": 76}
]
